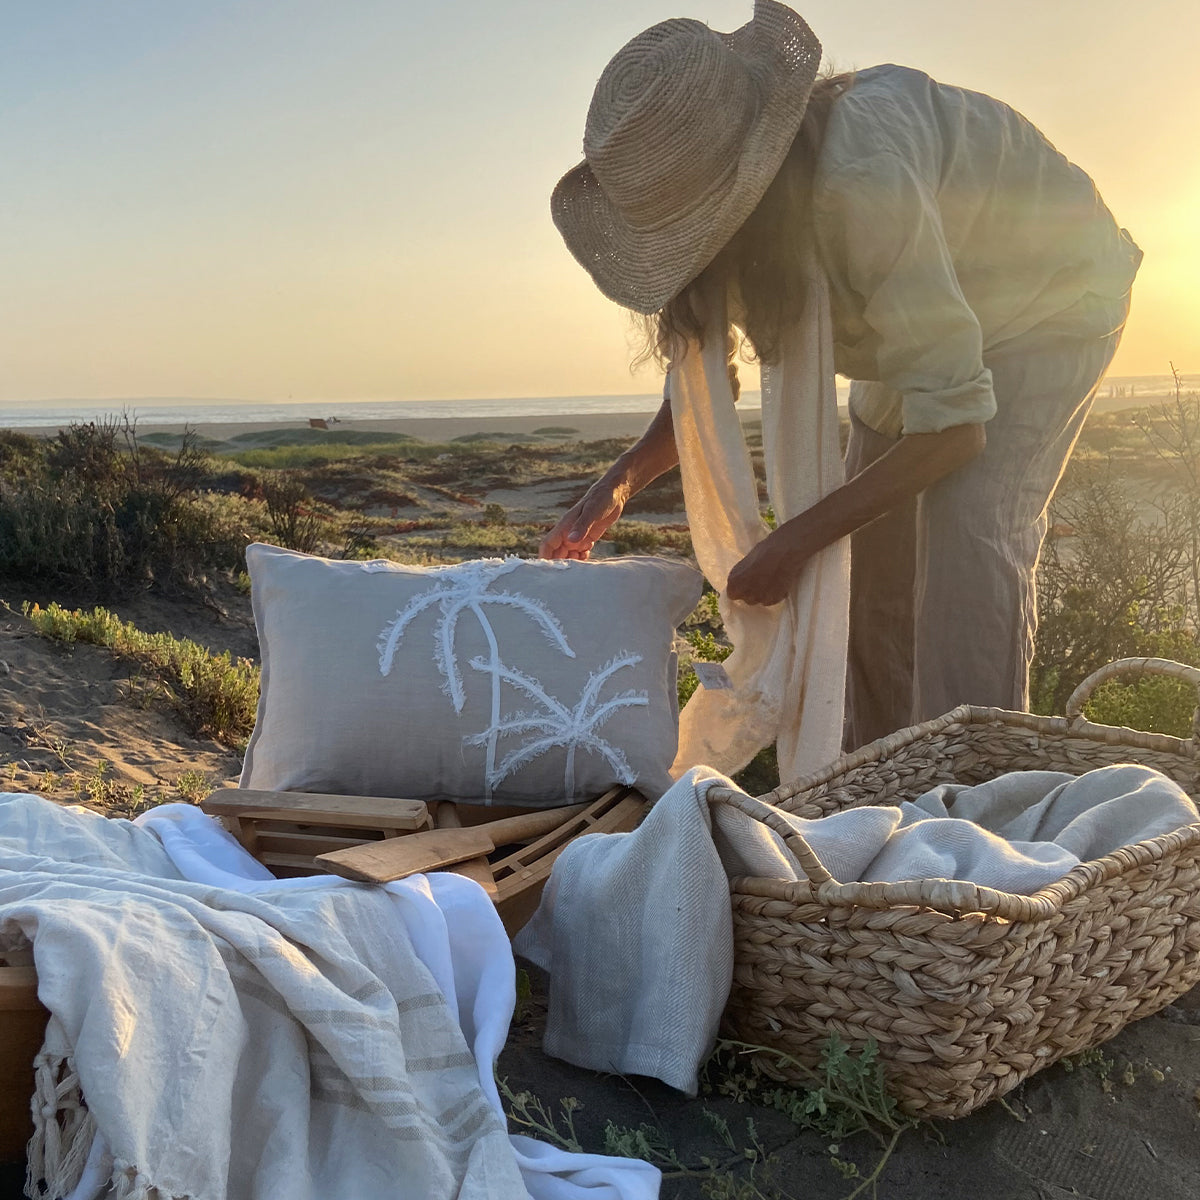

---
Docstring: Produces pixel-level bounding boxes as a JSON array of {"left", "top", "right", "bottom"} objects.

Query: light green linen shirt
[{"left": 813, "top": 65, "right": 1142, "bottom": 437}]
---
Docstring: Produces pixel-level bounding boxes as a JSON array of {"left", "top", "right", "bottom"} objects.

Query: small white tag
[{"left": 692, "top": 661, "right": 734, "bottom": 690}]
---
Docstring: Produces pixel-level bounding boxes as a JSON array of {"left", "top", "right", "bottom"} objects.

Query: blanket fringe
[
  {"left": 26, "top": 1051, "right": 95, "bottom": 1200},
  {"left": 107, "top": 1158, "right": 182, "bottom": 1200}
]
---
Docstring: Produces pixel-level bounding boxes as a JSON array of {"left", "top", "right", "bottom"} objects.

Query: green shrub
[
  {"left": 262, "top": 474, "right": 326, "bottom": 553},
  {"left": 1079, "top": 675, "right": 1197, "bottom": 738},
  {"left": 24, "top": 602, "right": 259, "bottom": 745},
  {"left": 609, "top": 521, "right": 662, "bottom": 554},
  {"left": 0, "top": 419, "right": 244, "bottom": 596},
  {"left": 1032, "top": 459, "right": 1198, "bottom": 716}
]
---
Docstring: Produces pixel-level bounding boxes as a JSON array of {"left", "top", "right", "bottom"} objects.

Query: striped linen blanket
[{"left": 0, "top": 794, "right": 539, "bottom": 1200}]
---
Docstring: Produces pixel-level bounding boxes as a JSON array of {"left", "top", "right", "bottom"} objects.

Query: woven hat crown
[
  {"left": 552, "top": 1, "right": 822, "bottom": 314},
  {"left": 583, "top": 19, "right": 759, "bottom": 233}
]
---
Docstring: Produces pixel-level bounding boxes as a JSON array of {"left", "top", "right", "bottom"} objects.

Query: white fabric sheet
[{"left": 669, "top": 269, "right": 849, "bottom": 782}]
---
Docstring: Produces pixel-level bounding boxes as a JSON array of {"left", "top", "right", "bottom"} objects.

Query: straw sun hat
[{"left": 551, "top": 0, "right": 822, "bottom": 315}]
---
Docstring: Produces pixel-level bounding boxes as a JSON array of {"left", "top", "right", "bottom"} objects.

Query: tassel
[{"left": 25, "top": 1049, "right": 96, "bottom": 1200}]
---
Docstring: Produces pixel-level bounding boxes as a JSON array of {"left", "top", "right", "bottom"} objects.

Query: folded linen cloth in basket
[
  {"left": 0, "top": 793, "right": 661, "bottom": 1200},
  {"left": 516, "top": 763, "right": 1198, "bottom": 1095}
]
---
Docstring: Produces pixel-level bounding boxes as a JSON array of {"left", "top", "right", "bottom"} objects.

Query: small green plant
[
  {"left": 705, "top": 1037, "right": 920, "bottom": 1200},
  {"left": 262, "top": 474, "right": 325, "bottom": 553},
  {"left": 496, "top": 1079, "right": 583, "bottom": 1153},
  {"left": 512, "top": 968, "right": 534, "bottom": 1026},
  {"left": 24, "top": 602, "right": 259, "bottom": 745},
  {"left": 601, "top": 1121, "right": 688, "bottom": 1172},
  {"left": 678, "top": 627, "right": 735, "bottom": 708},
  {"left": 70, "top": 759, "right": 144, "bottom": 812},
  {"left": 175, "top": 770, "right": 212, "bottom": 804}
]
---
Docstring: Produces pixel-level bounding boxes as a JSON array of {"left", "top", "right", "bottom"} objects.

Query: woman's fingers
[
  {"left": 726, "top": 534, "right": 799, "bottom": 606},
  {"left": 539, "top": 488, "right": 624, "bottom": 559},
  {"left": 539, "top": 516, "right": 579, "bottom": 558}
]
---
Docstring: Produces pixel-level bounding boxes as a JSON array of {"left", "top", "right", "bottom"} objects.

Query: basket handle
[
  {"left": 1064, "top": 657, "right": 1200, "bottom": 743},
  {"left": 707, "top": 786, "right": 836, "bottom": 886}
]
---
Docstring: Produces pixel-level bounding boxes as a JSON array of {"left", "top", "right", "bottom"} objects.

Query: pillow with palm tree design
[{"left": 240, "top": 543, "right": 703, "bottom": 806}]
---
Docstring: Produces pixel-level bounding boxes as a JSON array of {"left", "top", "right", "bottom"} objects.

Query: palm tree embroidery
[
  {"left": 466, "top": 653, "right": 648, "bottom": 796},
  {"left": 376, "top": 558, "right": 575, "bottom": 793}
]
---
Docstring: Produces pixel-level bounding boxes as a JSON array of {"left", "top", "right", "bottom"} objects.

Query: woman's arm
[
  {"left": 726, "top": 421, "right": 986, "bottom": 604},
  {"left": 539, "top": 398, "right": 680, "bottom": 559}
]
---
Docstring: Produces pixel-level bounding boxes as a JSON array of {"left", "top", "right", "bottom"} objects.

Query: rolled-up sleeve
[{"left": 818, "top": 152, "right": 997, "bottom": 434}]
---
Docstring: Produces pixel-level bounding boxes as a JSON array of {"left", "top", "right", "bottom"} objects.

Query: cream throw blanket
[
  {"left": 0, "top": 794, "right": 528, "bottom": 1200},
  {"left": 668, "top": 268, "right": 849, "bottom": 780}
]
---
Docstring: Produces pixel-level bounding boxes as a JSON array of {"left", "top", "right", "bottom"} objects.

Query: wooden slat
[
  {"left": 435, "top": 803, "right": 498, "bottom": 897},
  {"left": 493, "top": 791, "right": 647, "bottom": 935},
  {"left": 0, "top": 966, "right": 40, "bottom": 1012},
  {"left": 318, "top": 827, "right": 498, "bottom": 882},
  {"left": 203, "top": 788, "right": 430, "bottom": 831},
  {"left": 316, "top": 805, "right": 589, "bottom": 883},
  {"left": 253, "top": 831, "right": 375, "bottom": 858},
  {"left": 0, "top": 966, "right": 47, "bottom": 1163},
  {"left": 256, "top": 852, "right": 343, "bottom": 872},
  {"left": 437, "top": 801, "right": 576, "bottom": 827},
  {"left": 445, "top": 857, "right": 499, "bottom": 897}
]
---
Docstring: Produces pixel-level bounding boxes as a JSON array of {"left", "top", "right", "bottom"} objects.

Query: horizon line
[{"left": 3, "top": 372, "right": 1193, "bottom": 409}]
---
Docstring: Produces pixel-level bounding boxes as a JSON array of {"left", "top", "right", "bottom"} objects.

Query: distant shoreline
[
  {"left": 3, "top": 378, "right": 1188, "bottom": 443},
  {"left": 6, "top": 411, "right": 671, "bottom": 445}
]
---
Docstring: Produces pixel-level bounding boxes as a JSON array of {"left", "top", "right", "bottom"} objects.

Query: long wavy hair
[{"left": 637, "top": 70, "right": 854, "bottom": 393}]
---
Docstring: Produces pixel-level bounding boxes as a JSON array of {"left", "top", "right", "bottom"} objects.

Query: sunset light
[{"left": 0, "top": 1, "right": 1195, "bottom": 407}]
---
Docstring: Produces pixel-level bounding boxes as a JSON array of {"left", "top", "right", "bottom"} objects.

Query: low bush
[
  {"left": 1032, "top": 376, "right": 1200, "bottom": 736},
  {"left": 0, "top": 419, "right": 244, "bottom": 596},
  {"left": 24, "top": 602, "right": 260, "bottom": 746}
]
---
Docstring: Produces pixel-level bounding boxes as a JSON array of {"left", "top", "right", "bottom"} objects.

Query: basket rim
[
  {"left": 711, "top": 672, "right": 1200, "bottom": 922},
  {"left": 758, "top": 701, "right": 1196, "bottom": 811},
  {"left": 723, "top": 818, "right": 1200, "bottom": 922}
]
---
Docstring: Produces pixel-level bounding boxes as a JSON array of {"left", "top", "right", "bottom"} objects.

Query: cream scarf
[{"left": 668, "top": 265, "right": 849, "bottom": 782}]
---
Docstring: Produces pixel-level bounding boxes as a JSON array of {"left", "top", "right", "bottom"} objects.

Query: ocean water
[
  {"left": 0, "top": 375, "right": 1187, "bottom": 430},
  {"left": 0, "top": 392, "right": 777, "bottom": 430}
]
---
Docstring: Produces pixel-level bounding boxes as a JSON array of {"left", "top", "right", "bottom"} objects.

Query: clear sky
[{"left": 1, "top": 0, "right": 1196, "bottom": 405}]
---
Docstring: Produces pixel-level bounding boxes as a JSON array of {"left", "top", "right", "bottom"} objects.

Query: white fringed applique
[
  {"left": 466, "top": 653, "right": 647, "bottom": 795},
  {"left": 376, "top": 558, "right": 646, "bottom": 800}
]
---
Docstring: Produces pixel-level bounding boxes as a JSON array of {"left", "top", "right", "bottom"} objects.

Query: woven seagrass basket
[{"left": 713, "top": 657, "right": 1200, "bottom": 1120}]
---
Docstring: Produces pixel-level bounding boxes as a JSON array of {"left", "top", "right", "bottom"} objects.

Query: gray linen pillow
[{"left": 240, "top": 543, "right": 703, "bottom": 806}]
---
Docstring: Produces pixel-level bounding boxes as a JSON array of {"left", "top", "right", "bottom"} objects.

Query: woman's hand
[
  {"left": 539, "top": 480, "right": 627, "bottom": 560},
  {"left": 725, "top": 527, "right": 809, "bottom": 606},
  {"left": 540, "top": 398, "right": 681, "bottom": 560},
  {"left": 726, "top": 424, "right": 987, "bottom": 603}
]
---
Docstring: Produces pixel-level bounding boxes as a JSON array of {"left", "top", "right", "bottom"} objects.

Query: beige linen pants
[{"left": 844, "top": 298, "right": 1129, "bottom": 749}]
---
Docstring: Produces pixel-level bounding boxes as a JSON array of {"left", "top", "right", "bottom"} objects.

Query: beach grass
[{"left": 23, "top": 601, "right": 259, "bottom": 746}]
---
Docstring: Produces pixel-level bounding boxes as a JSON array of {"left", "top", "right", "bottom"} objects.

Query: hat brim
[{"left": 552, "top": 1, "right": 822, "bottom": 315}]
